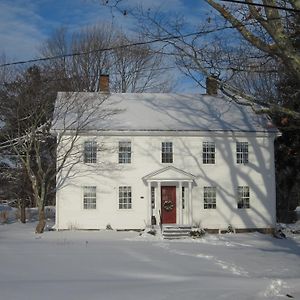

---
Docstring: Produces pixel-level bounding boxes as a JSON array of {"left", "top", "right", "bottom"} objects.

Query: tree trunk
[
  {"left": 20, "top": 199, "right": 26, "bottom": 224},
  {"left": 35, "top": 208, "right": 46, "bottom": 234}
]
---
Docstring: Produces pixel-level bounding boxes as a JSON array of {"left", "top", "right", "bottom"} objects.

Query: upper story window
[
  {"left": 83, "top": 186, "right": 97, "bottom": 209},
  {"left": 237, "top": 186, "right": 250, "bottom": 209},
  {"left": 119, "top": 186, "right": 132, "bottom": 209},
  {"left": 162, "top": 142, "right": 173, "bottom": 163},
  {"left": 119, "top": 141, "right": 131, "bottom": 164},
  {"left": 203, "top": 142, "right": 215, "bottom": 164},
  {"left": 203, "top": 186, "right": 216, "bottom": 209},
  {"left": 236, "top": 142, "right": 248, "bottom": 164},
  {"left": 84, "top": 141, "right": 97, "bottom": 163}
]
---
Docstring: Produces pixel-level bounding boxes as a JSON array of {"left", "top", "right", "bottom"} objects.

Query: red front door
[{"left": 161, "top": 186, "right": 176, "bottom": 224}]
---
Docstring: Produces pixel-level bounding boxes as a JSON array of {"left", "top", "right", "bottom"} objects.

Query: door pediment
[{"left": 143, "top": 166, "right": 196, "bottom": 182}]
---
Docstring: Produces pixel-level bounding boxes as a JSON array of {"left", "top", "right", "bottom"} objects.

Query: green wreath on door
[{"left": 163, "top": 200, "right": 174, "bottom": 212}]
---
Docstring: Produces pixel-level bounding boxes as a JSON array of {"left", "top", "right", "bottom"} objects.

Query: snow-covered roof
[{"left": 52, "top": 92, "right": 278, "bottom": 133}]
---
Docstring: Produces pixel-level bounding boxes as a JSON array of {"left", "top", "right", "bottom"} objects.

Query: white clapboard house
[{"left": 52, "top": 76, "right": 279, "bottom": 232}]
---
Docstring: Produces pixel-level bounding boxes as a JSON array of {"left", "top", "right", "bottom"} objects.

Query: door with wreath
[{"left": 161, "top": 186, "right": 176, "bottom": 224}]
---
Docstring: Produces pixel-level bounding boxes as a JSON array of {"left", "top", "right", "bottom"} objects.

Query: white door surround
[{"left": 143, "top": 166, "right": 196, "bottom": 226}]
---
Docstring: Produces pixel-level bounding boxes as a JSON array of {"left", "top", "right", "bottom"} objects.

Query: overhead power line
[
  {"left": 221, "top": 0, "right": 300, "bottom": 12},
  {"left": 0, "top": 14, "right": 285, "bottom": 69},
  {"left": 0, "top": 3, "right": 294, "bottom": 70},
  {"left": 0, "top": 31, "right": 209, "bottom": 68}
]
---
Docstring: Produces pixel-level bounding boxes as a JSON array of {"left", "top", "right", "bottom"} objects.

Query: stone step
[{"left": 162, "top": 224, "right": 192, "bottom": 239}]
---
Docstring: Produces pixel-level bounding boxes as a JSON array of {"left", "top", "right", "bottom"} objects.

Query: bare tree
[
  {"left": 40, "top": 24, "right": 172, "bottom": 92},
  {"left": 100, "top": 1, "right": 299, "bottom": 116},
  {"left": 110, "top": 33, "right": 171, "bottom": 92},
  {"left": 0, "top": 66, "right": 116, "bottom": 233},
  {"left": 205, "top": 0, "right": 300, "bottom": 81}
]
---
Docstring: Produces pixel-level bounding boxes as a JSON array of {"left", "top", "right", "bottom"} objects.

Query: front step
[{"left": 162, "top": 224, "right": 192, "bottom": 239}]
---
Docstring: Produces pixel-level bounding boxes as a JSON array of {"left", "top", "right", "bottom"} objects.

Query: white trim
[
  {"left": 157, "top": 182, "right": 161, "bottom": 225},
  {"left": 53, "top": 129, "right": 280, "bottom": 139},
  {"left": 188, "top": 182, "right": 192, "bottom": 224},
  {"left": 178, "top": 181, "right": 182, "bottom": 224},
  {"left": 143, "top": 166, "right": 196, "bottom": 182},
  {"left": 147, "top": 181, "right": 151, "bottom": 226}
]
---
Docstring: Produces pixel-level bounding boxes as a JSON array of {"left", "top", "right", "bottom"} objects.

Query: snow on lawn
[{"left": 0, "top": 222, "right": 299, "bottom": 300}]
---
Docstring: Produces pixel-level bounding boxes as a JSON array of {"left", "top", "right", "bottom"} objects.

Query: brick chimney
[
  {"left": 206, "top": 76, "right": 219, "bottom": 95},
  {"left": 99, "top": 74, "right": 109, "bottom": 93}
]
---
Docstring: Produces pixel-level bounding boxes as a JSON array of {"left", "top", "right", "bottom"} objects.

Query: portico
[{"left": 143, "top": 166, "right": 196, "bottom": 227}]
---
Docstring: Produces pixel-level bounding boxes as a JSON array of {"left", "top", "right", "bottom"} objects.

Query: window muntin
[
  {"left": 151, "top": 186, "right": 155, "bottom": 209},
  {"left": 162, "top": 142, "right": 173, "bottom": 163},
  {"left": 84, "top": 141, "right": 97, "bottom": 163},
  {"left": 236, "top": 142, "right": 248, "bottom": 164},
  {"left": 119, "top": 141, "right": 131, "bottom": 164},
  {"left": 119, "top": 186, "right": 132, "bottom": 209},
  {"left": 204, "top": 186, "right": 216, "bottom": 209},
  {"left": 203, "top": 142, "right": 215, "bottom": 164},
  {"left": 83, "top": 186, "right": 96, "bottom": 209},
  {"left": 237, "top": 186, "right": 250, "bottom": 209}
]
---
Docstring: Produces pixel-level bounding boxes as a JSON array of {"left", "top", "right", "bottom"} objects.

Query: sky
[
  {"left": 0, "top": 0, "right": 210, "bottom": 62},
  {"left": 0, "top": 0, "right": 215, "bottom": 92}
]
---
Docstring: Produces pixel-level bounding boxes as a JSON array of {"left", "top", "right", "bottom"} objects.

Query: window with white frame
[
  {"left": 83, "top": 186, "right": 97, "bottom": 209},
  {"left": 151, "top": 186, "right": 155, "bottom": 209},
  {"left": 236, "top": 142, "right": 248, "bottom": 164},
  {"left": 237, "top": 186, "right": 250, "bottom": 208},
  {"left": 162, "top": 142, "right": 173, "bottom": 163},
  {"left": 84, "top": 141, "right": 97, "bottom": 163},
  {"left": 203, "top": 142, "right": 215, "bottom": 164},
  {"left": 204, "top": 186, "right": 216, "bottom": 209},
  {"left": 119, "top": 141, "right": 131, "bottom": 164},
  {"left": 182, "top": 186, "right": 185, "bottom": 209},
  {"left": 119, "top": 186, "right": 132, "bottom": 209}
]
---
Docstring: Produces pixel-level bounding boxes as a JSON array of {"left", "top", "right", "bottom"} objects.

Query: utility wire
[
  {"left": 220, "top": 0, "right": 300, "bottom": 12},
  {"left": 0, "top": 14, "right": 288, "bottom": 69},
  {"left": 0, "top": 31, "right": 209, "bottom": 68}
]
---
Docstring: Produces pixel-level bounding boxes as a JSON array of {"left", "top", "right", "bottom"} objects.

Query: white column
[
  {"left": 147, "top": 181, "right": 152, "bottom": 227},
  {"left": 188, "top": 181, "right": 192, "bottom": 225},
  {"left": 178, "top": 181, "right": 182, "bottom": 225},
  {"left": 157, "top": 181, "right": 161, "bottom": 225}
]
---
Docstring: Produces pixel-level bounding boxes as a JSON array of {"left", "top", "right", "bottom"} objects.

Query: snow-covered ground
[{"left": 0, "top": 220, "right": 299, "bottom": 300}]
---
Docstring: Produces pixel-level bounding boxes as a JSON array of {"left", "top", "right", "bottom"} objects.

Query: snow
[
  {"left": 1, "top": 221, "right": 299, "bottom": 300},
  {"left": 53, "top": 92, "right": 278, "bottom": 133}
]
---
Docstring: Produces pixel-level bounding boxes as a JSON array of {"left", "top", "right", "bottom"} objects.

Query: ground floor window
[
  {"left": 119, "top": 186, "right": 132, "bottom": 209},
  {"left": 83, "top": 186, "right": 96, "bottom": 209},
  {"left": 203, "top": 186, "right": 216, "bottom": 209},
  {"left": 237, "top": 186, "right": 250, "bottom": 208}
]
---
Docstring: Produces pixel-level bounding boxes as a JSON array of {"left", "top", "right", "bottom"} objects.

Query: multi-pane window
[
  {"left": 84, "top": 141, "right": 97, "bottom": 163},
  {"left": 236, "top": 142, "right": 249, "bottom": 164},
  {"left": 151, "top": 186, "right": 155, "bottom": 209},
  {"left": 83, "top": 186, "right": 97, "bottom": 209},
  {"left": 182, "top": 187, "right": 185, "bottom": 209},
  {"left": 162, "top": 142, "right": 173, "bottom": 163},
  {"left": 203, "top": 142, "right": 215, "bottom": 164},
  {"left": 204, "top": 186, "right": 216, "bottom": 209},
  {"left": 237, "top": 186, "right": 250, "bottom": 209},
  {"left": 119, "top": 141, "right": 131, "bottom": 164},
  {"left": 119, "top": 186, "right": 132, "bottom": 209}
]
